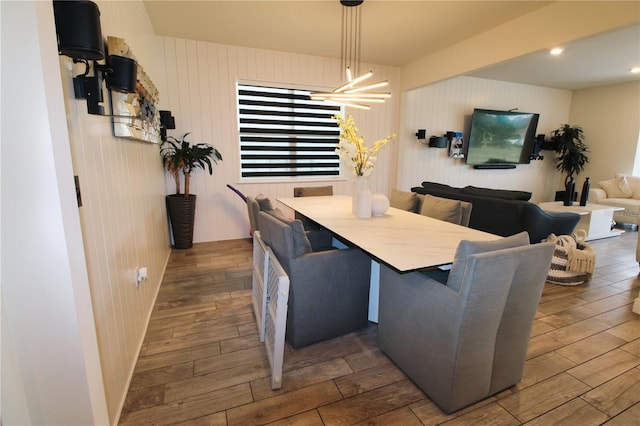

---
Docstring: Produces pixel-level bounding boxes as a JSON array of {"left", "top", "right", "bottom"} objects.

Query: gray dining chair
[
  {"left": 257, "top": 210, "right": 371, "bottom": 348},
  {"left": 378, "top": 232, "right": 554, "bottom": 413}
]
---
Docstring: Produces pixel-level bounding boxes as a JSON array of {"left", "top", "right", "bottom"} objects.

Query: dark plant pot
[
  {"left": 564, "top": 179, "right": 576, "bottom": 206},
  {"left": 166, "top": 194, "right": 196, "bottom": 249}
]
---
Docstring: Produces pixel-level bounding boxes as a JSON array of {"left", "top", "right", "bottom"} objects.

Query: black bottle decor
[
  {"left": 564, "top": 178, "right": 575, "bottom": 206},
  {"left": 579, "top": 177, "right": 590, "bottom": 206}
]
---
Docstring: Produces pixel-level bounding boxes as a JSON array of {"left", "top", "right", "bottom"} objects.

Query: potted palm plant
[
  {"left": 552, "top": 124, "right": 589, "bottom": 206},
  {"left": 161, "top": 133, "right": 222, "bottom": 249}
]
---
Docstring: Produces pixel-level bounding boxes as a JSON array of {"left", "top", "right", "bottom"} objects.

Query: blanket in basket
[{"left": 545, "top": 232, "right": 595, "bottom": 286}]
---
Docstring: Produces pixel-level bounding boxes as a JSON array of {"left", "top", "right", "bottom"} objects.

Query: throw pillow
[
  {"left": 389, "top": 189, "right": 418, "bottom": 212},
  {"left": 256, "top": 193, "right": 275, "bottom": 211},
  {"left": 598, "top": 177, "right": 633, "bottom": 198},
  {"left": 419, "top": 194, "right": 463, "bottom": 225},
  {"left": 447, "top": 231, "right": 530, "bottom": 291},
  {"left": 615, "top": 174, "right": 634, "bottom": 197}
]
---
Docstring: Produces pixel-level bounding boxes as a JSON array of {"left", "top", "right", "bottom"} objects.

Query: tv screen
[{"left": 465, "top": 109, "right": 539, "bottom": 166}]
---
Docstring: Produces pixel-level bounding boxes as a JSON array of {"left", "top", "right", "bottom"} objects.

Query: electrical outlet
[{"left": 136, "top": 267, "right": 148, "bottom": 287}]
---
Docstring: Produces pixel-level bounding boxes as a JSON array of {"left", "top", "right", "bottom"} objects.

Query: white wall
[
  {"left": 397, "top": 76, "right": 573, "bottom": 202},
  {"left": 1, "top": 1, "right": 108, "bottom": 424},
  {"left": 569, "top": 80, "right": 640, "bottom": 183},
  {"left": 156, "top": 37, "right": 401, "bottom": 242}
]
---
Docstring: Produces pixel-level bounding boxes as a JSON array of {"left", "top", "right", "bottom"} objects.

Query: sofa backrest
[
  {"left": 420, "top": 182, "right": 532, "bottom": 201},
  {"left": 412, "top": 185, "right": 525, "bottom": 237}
]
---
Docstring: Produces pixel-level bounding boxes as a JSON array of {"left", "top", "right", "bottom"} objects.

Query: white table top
[
  {"left": 277, "top": 195, "right": 500, "bottom": 272},
  {"left": 538, "top": 201, "right": 625, "bottom": 215}
]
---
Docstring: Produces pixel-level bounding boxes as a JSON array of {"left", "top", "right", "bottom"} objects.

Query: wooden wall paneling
[
  {"left": 157, "top": 38, "right": 401, "bottom": 242},
  {"left": 60, "top": 2, "right": 173, "bottom": 423}
]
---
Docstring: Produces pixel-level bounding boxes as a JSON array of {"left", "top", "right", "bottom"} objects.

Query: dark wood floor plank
[
  {"left": 226, "top": 381, "right": 342, "bottom": 426},
  {"left": 497, "top": 373, "right": 591, "bottom": 422},
  {"left": 164, "top": 359, "right": 270, "bottom": 403},
  {"left": 120, "top": 383, "right": 252, "bottom": 425},
  {"left": 581, "top": 367, "right": 640, "bottom": 417},
  {"left": 134, "top": 342, "right": 220, "bottom": 373},
  {"left": 251, "top": 358, "right": 353, "bottom": 402},
  {"left": 317, "top": 379, "right": 425, "bottom": 425}
]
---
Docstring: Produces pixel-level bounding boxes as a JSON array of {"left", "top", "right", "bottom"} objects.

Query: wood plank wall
[{"left": 60, "top": 1, "right": 171, "bottom": 423}]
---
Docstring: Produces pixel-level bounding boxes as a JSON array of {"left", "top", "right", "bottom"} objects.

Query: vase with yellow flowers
[{"left": 334, "top": 114, "right": 395, "bottom": 217}]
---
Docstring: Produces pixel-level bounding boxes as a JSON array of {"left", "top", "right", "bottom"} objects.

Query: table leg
[{"left": 369, "top": 260, "right": 380, "bottom": 323}]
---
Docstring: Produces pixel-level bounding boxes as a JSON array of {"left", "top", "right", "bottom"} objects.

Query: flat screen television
[{"left": 465, "top": 108, "right": 539, "bottom": 166}]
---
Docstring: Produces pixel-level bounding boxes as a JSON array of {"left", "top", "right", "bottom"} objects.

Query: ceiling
[
  {"left": 143, "top": 1, "right": 640, "bottom": 91},
  {"left": 469, "top": 23, "right": 640, "bottom": 90}
]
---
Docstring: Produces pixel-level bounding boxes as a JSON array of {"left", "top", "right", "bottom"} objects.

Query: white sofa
[{"left": 589, "top": 174, "right": 640, "bottom": 226}]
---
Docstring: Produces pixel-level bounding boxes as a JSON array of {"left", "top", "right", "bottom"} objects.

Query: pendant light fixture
[{"left": 310, "top": 0, "right": 390, "bottom": 110}]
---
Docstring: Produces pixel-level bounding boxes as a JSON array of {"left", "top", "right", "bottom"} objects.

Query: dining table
[{"left": 277, "top": 195, "right": 501, "bottom": 321}]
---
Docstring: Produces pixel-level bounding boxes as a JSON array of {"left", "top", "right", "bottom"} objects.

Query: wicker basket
[{"left": 545, "top": 231, "right": 595, "bottom": 286}]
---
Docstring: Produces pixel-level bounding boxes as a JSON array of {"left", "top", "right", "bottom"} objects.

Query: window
[{"left": 237, "top": 83, "right": 342, "bottom": 179}]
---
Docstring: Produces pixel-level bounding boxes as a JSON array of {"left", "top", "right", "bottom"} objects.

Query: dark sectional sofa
[{"left": 411, "top": 182, "right": 580, "bottom": 243}]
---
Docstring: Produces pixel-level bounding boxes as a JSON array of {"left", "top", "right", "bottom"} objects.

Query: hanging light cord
[
  {"left": 341, "top": 4, "right": 361, "bottom": 80},
  {"left": 312, "top": 0, "right": 390, "bottom": 110}
]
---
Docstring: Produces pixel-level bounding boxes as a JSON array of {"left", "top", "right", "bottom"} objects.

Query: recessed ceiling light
[
  {"left": 550, "top": 47, "right": 563, "bottom": 55},
  {"left": 631, "top": 67, "right": 640, "bottom": 74}
]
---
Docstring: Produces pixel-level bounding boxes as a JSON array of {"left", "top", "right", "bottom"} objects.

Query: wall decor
[{"left": 108, "top": 37, "right": 160, "bottom": 143}]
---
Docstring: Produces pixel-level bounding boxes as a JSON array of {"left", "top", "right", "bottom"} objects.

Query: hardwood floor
[{"left": 119, "top": 232, "right": 640, "bottom": 425}]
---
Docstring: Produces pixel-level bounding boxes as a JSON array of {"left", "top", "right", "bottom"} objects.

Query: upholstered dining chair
[
  {"left": 246, "top": 195, "right": 261, "bottom": 234},
  {"left": 293, "top": 185, "right": 333, "bottom": 197},
  {"left": 378, "top": 232, "right": 554, "bottom": 413},
  {"left": 257, "top": 210, "right": 371, "bottom": 348},
  {"left": 293, "top": 185, "right": 334, "bottom": 229},
  {"left": 249, "top": 194, "right": 332, "bottom": 251}
]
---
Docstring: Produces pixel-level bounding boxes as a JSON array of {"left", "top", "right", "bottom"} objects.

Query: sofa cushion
[
  {"left": 420, "top": 194, "right": 463, "bottom": 225},
  {"left": 390, "top": 189, "right": 418, "bottom": 212},
  {"left": 447, "top": 231, "right": 530, "bottom": 291},
  {"left": 462, "top": 186, "right": 532, "bottom": 201}
]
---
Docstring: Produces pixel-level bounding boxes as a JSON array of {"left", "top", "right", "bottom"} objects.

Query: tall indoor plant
[
  {"left": 161, "top": 132, "right": 222, "bottom": 249},
  {"left": 552, "top": 124, "right": 589, "bottom": 205}
]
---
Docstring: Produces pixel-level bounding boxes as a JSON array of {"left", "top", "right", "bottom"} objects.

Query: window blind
[{"left": 237, "top": 83, "right": 341, "bottom": 179}]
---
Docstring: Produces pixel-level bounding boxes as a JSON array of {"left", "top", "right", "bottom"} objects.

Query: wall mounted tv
[{"left": 465, "top": 108, "right": 539, "bottom": 168}]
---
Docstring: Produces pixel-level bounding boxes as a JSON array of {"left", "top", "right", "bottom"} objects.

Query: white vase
[
  {"left": 371, "top": 193, "right": 390, "bottom": 216},
  {"left": 357, "top": 188, "right": 372, "bottom": 219},
  {"left": 352, "top": 177, "right": 369, "bottom": 214}
]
